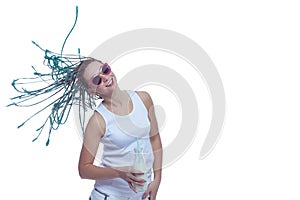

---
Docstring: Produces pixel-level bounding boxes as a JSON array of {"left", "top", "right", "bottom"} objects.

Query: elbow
[
  {"left": 78, "top": 165, "right": 89, "bottom": 179},
  {"left": 78, "top": 171, "right": 86, "bottom": 179}
]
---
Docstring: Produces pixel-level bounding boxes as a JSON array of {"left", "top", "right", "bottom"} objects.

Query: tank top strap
[
  {"left": 128, "top": 90, "right": 148, "bottom": 115},
  {"left": 95, "top": 101, "right": 114, "bottom": 126}
]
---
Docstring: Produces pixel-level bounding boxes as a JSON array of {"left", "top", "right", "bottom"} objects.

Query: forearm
[
  {"left": 153, "top": 156, "right": 162, "bottom": 183},
  {"left": 151, "top": 134, "right": 163, "bottom": 182},
  {"left": 79, "top": 164, "right": 119, "bottom": 180}
]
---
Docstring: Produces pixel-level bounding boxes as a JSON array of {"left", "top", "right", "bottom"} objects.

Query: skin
[{"left": 78, "top": 61, "right": 162, "bottom": 200}]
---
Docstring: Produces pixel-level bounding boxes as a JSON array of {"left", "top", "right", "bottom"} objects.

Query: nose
[{"left": 99, "top": 73, "right": 109, "bottom": 82}]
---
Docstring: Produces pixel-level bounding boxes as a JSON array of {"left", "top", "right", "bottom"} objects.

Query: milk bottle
[{"left": 133, "top": 138, "right": 148, "bottom": 192}]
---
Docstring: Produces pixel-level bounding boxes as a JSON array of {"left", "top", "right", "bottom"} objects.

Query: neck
[{"left": 102, "top": 86, "right": 130, "bottom": 108}]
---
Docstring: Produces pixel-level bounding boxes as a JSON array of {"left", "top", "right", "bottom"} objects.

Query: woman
[
  {"left": 8, "top": 7, "right": 161, "bottom": 198},
  {"left": 8, "top": 44, "right": 162, "bottom": 199},
  {"left": 77, "top": 59, "right": 162, "bottom": 200}
]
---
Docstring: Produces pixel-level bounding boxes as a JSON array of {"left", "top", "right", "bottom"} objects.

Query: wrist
[
  {"left": 153, "top": 176, "right": 161, "bottom": 183},
  {"left": 111, "top": 167, "right": 121, "bottom": 178},
  {"left": 153, "top": 171, "right": 162, "bottom": 182}
]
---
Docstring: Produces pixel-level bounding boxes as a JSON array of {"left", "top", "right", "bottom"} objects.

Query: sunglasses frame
[{"left": 89, "top": 63, "right": 111, "bottom": 86}]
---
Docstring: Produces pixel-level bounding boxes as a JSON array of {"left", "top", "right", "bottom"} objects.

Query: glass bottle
[{"left": 133, "top": 147, "right": 148, "bottom": 192}]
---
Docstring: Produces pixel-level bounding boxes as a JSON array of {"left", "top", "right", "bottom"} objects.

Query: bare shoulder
[
  {"left": 85, "top": 111, "right": 106, "bottom": 138},
  {"left": 136, "top": 90, "right": 153, "bottom": 109}
]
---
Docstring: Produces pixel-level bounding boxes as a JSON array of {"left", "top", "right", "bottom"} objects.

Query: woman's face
[{"left": 83, "top": 61, "right": 116, "bottom": 97}]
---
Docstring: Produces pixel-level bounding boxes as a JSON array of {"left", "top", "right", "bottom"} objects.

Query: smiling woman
[
  {"left": 7, "top": 5, "right": 162, "bottom": 199},
  {"left": 9, "top": 49, "right": 163, "bottom": 200},
  {"left": 9, "top": 46, "right": 163, "bottom": 199},
  {"left": 76, "top": 58, "right": 162, "bottom": 200}
]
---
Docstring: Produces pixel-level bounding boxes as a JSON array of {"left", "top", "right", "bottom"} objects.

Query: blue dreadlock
[{"left": 7, "top": 6, "right": 97, "bottom": 145}]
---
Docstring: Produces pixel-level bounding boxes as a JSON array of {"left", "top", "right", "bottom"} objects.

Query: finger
[
  {"left": 129, "top": 178, "right": 146, "bottom": 186},
  {"left": 128, "top": 181, "right": 138, "bottom": 193},
  {"left": 142, "top": 190, "right": 149, "bottom": 199},
  {"left": 129, "top": 174, "right": 146, "bottom": 183},
  {"left": 130, "top": 168, "right": 145, "bottom": 174},
  {"left": 143, "top": 183, "right": 153, "bottom": 200},
  {"left": 150, "top": 193, "right": 157, "bottom": 200},
  {"left": 131, "top": 171, "right": 145, "bottom": 176}
]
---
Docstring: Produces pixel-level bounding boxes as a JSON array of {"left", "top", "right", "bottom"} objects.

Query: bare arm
[
  {"left": 78, "top": 111, "right": 119, "bottom": 180},
  {"left": 137, "top": 91, "right": 163, "bottom": 183}
]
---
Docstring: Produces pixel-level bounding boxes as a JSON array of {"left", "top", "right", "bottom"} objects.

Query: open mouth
[{"left": 106, "top": 78, "right": 113, "bottom": 87}]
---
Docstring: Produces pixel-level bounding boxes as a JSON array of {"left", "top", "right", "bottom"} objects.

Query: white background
[{"left": 1, "top": 0, "right": 300, "bottom": 199}]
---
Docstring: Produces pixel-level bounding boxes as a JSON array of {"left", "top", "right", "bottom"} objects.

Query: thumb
[{"left": 142, "top": 188, "right": 150, "bottom": 199}]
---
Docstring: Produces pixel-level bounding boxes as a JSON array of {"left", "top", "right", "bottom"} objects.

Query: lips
[{"left": 106, "top": 78, "right": 113, "bottom": 87}]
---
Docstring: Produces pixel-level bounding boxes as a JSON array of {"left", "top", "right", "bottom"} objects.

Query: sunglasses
[{"left": 89, "top": 63, "right": 111, "bottom": 86}]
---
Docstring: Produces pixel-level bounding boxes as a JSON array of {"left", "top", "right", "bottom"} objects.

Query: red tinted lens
[
  {"left": 90, "top": 64, "right": 111, "bottom": 85},
  {"left": 92, "top": 76, "right": 101, "bottom": 85},
  {"left": 102, "top": 64, "right": 111, "bottom": 74}
]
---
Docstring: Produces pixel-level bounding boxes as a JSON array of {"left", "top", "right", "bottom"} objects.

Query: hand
[
  {"left": 114, "top": 166, "right": 146, "bottom": 193},
  {"left": 142, "top": 179, "right": 161, "bottom": 200}
]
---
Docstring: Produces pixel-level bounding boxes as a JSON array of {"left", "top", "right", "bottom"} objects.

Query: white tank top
[{"left": 94, "top": 90, "right": 154, "bottom": 196}]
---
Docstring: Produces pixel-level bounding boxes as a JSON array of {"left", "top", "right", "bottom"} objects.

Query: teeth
[{"left": 106, "top": 78, "right": 112, "bottom": 87}]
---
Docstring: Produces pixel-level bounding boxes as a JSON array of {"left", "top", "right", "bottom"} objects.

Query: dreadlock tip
[
  {"left": 46, "top": 139, "right": 50, "bottom": 146},
  {"left": 17, "top": 123, "right": 25, "bottom": 129}
]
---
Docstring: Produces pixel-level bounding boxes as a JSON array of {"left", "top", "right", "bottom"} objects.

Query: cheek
[
  {"left": 111, "top": 73, "right": 117, "bottom": 81},
  {"left": 87, "top": 84, "right": 100, "bottom": 94},
  {"left": 88, "top": 83, "right": 106, "bottom": 94},
  {"left": 87, "top": 86, "right": 96, "bottom": 95}
]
